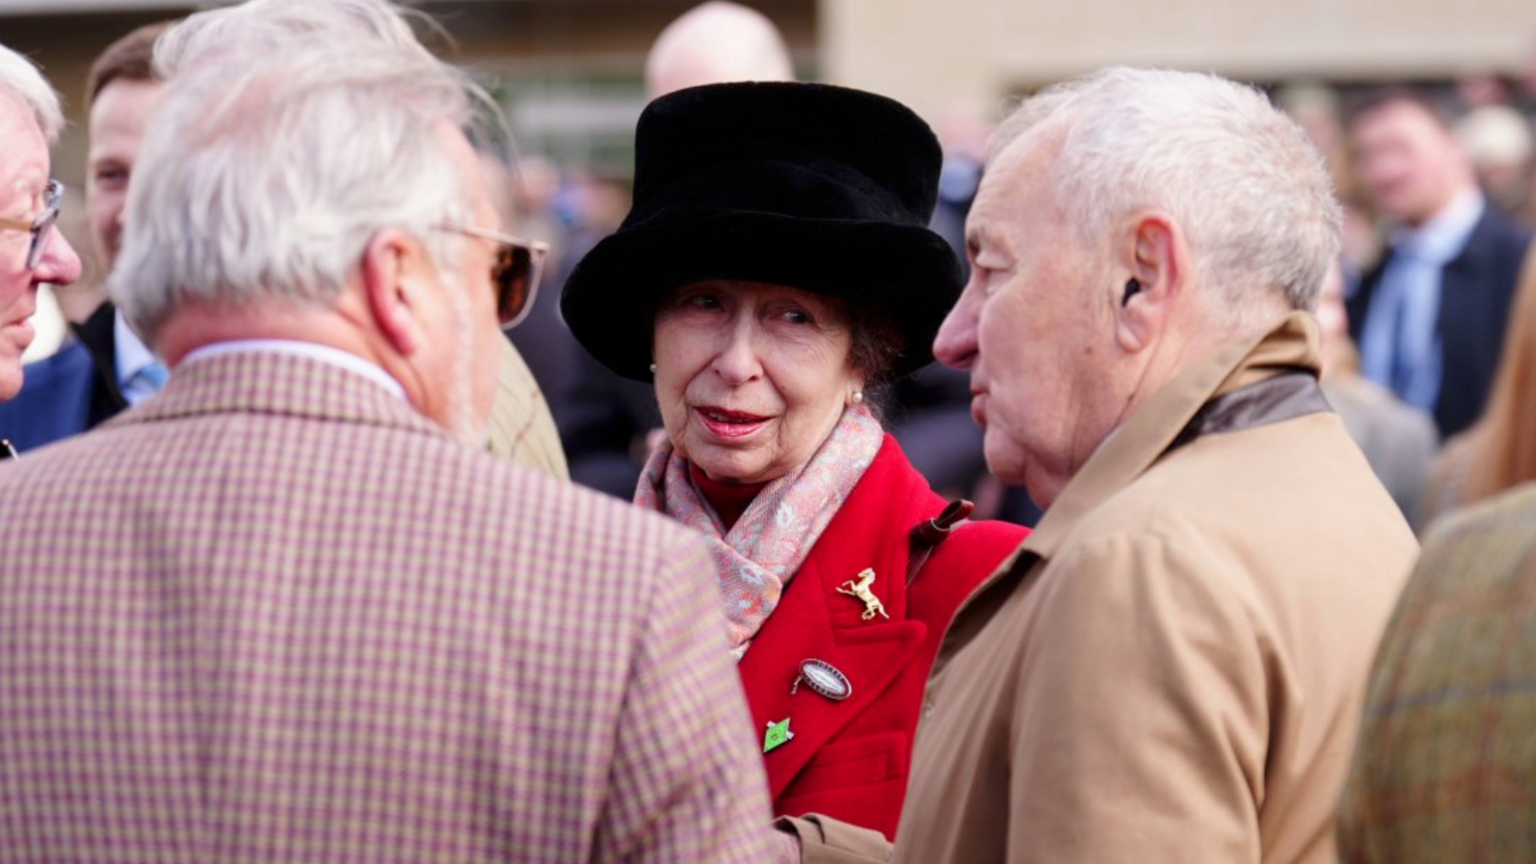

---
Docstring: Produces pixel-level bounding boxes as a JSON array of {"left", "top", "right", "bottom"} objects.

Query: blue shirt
[{"left": 1358, "top": 191, "right": 1484, "bottom": 412}]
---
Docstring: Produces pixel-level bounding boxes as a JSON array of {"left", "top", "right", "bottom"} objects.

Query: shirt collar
[
  {"left": 113, "top": 308, "right": 159, "bottom": 387},
  {"left": 1391, "top": 189, "right": 1484, "bottom": 264},
  {"left": 179, "top": 339, "right": 407, "bottom": 401}
]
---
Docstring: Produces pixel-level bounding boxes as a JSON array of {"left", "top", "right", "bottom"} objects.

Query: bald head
[{"left": 645, "top": 1, "right": 792, "bottom": 99}]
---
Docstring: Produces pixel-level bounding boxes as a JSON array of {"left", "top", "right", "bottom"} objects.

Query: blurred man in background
[
  {"left": 645, "top": 0, "right": 794, "bottom": 97},
  {"left": 1346, "top": 90, "right": 1530, "bottom": 439}
]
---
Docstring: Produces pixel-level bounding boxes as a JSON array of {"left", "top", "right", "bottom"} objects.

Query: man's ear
[
  {"left": 361, "top": 229, "right": 432, "bottom": 358},
  {"left": 1113, "top": 212, "right": 1185, "bottom": 354}
]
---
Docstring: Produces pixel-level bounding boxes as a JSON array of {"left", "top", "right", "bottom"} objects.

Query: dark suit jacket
[
  {"left": 1347, "top": 203, "right": 1530, "bottom": 439},
  {"left": 0, "top": 301, "right": 125, "bottom": 451}
]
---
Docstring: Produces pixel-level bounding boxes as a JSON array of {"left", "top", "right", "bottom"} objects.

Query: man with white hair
[
  {"left": 783, "top": 68, "right": 1417, "bottom": 864},
  {"left": 0, "top": 21, "right": 565, "bottom": 480},
  {"left": 0, "top": 44, "right": 83, "bottom": 424},
  {"left": 0, "top": 2, "right": 781, "bottom": 861}
]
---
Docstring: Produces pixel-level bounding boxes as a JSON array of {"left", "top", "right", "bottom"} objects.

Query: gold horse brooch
[{"left": 836, "top": 568, "right": 889, "bottom": 621}]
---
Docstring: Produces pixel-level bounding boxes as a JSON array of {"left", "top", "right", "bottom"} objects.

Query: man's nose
[
  {"left": 34, "top": 230, "right": 83, "bottom": 288},
  {"left": 934, "top": 283, "right": 981, "bottom": 369}
]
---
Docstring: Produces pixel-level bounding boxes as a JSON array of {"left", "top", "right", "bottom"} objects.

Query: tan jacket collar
[{"left": 1022, "top": 311, "right": 1323, "bottom": 560}]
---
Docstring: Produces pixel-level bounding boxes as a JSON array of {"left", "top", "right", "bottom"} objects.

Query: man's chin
[{"left": 0, "top": 367, "right": 23, "bottom": 403}]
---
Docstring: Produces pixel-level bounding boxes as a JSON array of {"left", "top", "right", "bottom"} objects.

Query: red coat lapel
[{"left": 738, "top": 436, "right": 937, "bottom": 799}]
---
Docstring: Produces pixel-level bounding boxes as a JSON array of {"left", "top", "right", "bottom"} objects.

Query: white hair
[
  {"left": 153, "top": 0, "right": 439, "bottom": 80},
  {"left": 0, "top": 43, "right": 65, "bottom": 144},
  {"left": 993, "top": 67, "right": 1341, "bottom": 326},
  {"left": 111, "top": 0, "right": 486, "bottom": 343}
]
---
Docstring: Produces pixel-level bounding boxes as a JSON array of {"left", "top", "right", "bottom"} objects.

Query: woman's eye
[
  {"left": 685, "top": 294, "right": 722, "bottom": 310},
  {"left": 781, "top": 309, "right": 812, "bottom": 325},
  {"left": 93, "top": 168, "right": 128, "bottom": 191}
]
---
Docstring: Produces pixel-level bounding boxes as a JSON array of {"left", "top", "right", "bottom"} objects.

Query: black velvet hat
[{"left": 560, "top": 81, "right": 964, "bottom": 382}]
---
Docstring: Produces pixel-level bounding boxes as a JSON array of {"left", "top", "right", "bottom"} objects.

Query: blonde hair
[{"left": 1461, "top": 247, "right": 1536, "bottom": 503}]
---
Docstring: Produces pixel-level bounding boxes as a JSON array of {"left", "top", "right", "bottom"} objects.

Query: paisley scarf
[{"left": 635, "top": 404, "right": 883, "bottom": 659}]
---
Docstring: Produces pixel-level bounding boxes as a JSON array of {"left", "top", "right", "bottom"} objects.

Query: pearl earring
[
  {"left": 849, "top": 390, "right": 864, "bottom": 405},
  {"left": 649, "top": 362, "right": 657, "bottom": 374}
]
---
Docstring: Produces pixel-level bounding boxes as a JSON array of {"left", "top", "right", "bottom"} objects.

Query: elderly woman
[{"left": 561, "top": 81, "right": 1027, "bottom": 838}]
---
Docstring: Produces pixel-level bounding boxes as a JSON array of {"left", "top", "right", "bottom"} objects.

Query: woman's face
[{"left": 653, "top": 279, "right": 862, "bottom": 484}]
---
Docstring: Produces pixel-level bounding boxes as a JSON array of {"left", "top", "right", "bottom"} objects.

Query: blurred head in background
[
  {"left": 1348, "top": 90, "right": 1476, "bottom": 228},
  {"left": 645, "top": 1, "right": 793, "bottom": 98}
]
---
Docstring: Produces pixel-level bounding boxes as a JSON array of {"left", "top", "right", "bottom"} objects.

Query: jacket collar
[
  {"left": 738, "top": 436, "right": 934, "bottom": 797},
  {"left": 1022, "top": 311, "right": 1324, "bottom": 561},
  {"left": 107, "top": 348, "right": 442, "bottom": 441}
]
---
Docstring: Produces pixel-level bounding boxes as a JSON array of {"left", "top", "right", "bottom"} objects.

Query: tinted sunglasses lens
[
  {"left": 495, "top": 243, "right": 544, "bottom": 329},
  {"left": 494, "top": 245, "right": 530, "bottom": 327}
]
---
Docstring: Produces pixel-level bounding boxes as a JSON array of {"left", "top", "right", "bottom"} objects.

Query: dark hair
[
  {"left": 834, "top": 296, "right": 904, "bottom": 423},
  {"left": 847, "top": 297, "right": 906, "bottom": 389},
  {"left": 85, "top": 21, "right": 175, "bottom": 110},
  {"left": 1343, "top": 86, "right": 1458, "bottom": 133}
]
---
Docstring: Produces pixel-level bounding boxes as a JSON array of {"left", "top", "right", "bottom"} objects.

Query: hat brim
[{"left": 561, "top": 211, "right": 964, "bottom": 382}]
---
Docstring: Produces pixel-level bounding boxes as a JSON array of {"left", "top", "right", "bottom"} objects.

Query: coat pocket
[
  {"left": 778, "top": 730, "right": 907, "bottom": 799},
  {"left": 776, "top": 731, "right": 911, "bottom": 840}
]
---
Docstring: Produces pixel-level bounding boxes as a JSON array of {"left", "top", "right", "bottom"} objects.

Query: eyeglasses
[
  {"left": 438, "top": 224, "right": 549, "bottom": 330},
  {"left": 0, "top": 180, "right": 63, "bottom": 271}
]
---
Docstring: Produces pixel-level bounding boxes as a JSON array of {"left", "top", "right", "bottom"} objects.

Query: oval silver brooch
[{"left": 794, "top": 658, "right": 852, "bottom": 701}]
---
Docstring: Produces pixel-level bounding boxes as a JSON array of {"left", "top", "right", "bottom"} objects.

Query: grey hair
[
  {"left": 992, "top": 67, "right": 1341, "bottom": 327},
  {"left": 0, "top": 43, "right": 65, "bottom": 144},
  {"left": 111, "top": 0, "right": 485, "bottom": 343},
  {"left": 153, "top": 0, "right": 441, "bottom": 79}
]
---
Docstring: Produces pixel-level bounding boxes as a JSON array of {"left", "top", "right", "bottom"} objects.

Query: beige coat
[
  {"left": 789, "top": 314, "right": 1417, "bottom": 864},
  {"left": 486, "top": 339, "right": 568, "bottom": 479}
]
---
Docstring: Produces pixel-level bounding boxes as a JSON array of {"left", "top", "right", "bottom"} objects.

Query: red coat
[{"left": 738, "top": 434, "right": 1027, "bottom": 839}]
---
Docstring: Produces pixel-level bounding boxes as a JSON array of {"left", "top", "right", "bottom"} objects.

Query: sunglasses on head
[
  {"left": 0, "top": 180, "right": 63, "bottom": 271},
  {"left": 439, "top": 224, "right": 549, "bottom": 330}
]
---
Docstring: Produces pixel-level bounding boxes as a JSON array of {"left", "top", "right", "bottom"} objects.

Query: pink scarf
[{"left": 635, "top": 404, "right": 884, "bottom": 658}]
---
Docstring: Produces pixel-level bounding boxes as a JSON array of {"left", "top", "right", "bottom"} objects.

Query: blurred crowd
[{"left": 3, "top": 2, "right": 1536, "bottom": 863}]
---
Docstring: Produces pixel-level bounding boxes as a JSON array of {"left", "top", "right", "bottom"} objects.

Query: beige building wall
[{"left": 822, "top": 0, "right": 1536, "bottom": 125}]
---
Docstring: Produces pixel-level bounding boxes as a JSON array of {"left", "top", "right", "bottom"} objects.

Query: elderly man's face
[
  {"left": 0, "top": 91, "right": 83, "bottom": 401},
  {"left": 1350, "top": 99, "right": 1466, "bottom": 227},
  {"left": 87, "top": 78, "right": 165, "bottom": 274},
  {"left": 933, "top": 139, "right": 1120, "bottom": 508},
  {"left": 418, "top": 122, "right": 503, "bottom": 444}
]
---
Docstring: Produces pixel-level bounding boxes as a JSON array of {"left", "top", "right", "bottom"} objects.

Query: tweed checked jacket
[
  {"left": 1338, "top": 481, "right": 1536, "bottom": 864},
  {"left": 0, "top": 350, "right": 778, "bottom": 864}
]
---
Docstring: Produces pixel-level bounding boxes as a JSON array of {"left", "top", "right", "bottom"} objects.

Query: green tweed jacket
[{"left": 1338, "top": 481, "right": 1536, "bottom": 863}]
